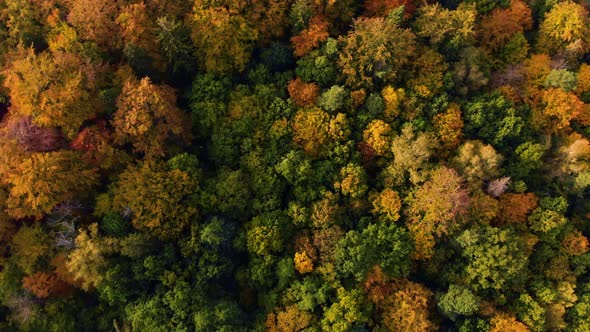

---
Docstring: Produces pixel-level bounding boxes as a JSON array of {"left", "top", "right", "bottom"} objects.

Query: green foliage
[
  {"left": 336, "top": 223, "right": 413, "bottom": 281},
  {"left": 463, "top": 92, "right": 523, "bottom": 148},
  {"left": 321, "top": 287, "right": 372, "bottom": 332},
  {"left": 456, "top": 227, "right": 528, "bottom": 294},
  {"left": 318, "top": 85, "right": 347, "bottom": 113},
  {"left": 438, "top": 285, "right": 480, "bottom": 320}
]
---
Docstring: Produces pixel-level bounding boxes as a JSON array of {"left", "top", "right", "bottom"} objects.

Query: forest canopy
[{"left": 0, "top": 0, "right": 590, "bottom": 331}]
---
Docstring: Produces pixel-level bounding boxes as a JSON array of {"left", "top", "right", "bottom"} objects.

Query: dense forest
[{"left": 0, "top": 0, "right": 589, "bottom": 331}]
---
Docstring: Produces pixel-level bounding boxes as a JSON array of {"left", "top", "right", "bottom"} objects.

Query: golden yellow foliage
[
  {"left": 294, "top": 251, "right": 314, "bottom": 274},
  {"left": 371, "top": 189, "right": 402, "bottom": 222},
  {"left": 113, "top": 77, "right": 191, "bottom": 158}
]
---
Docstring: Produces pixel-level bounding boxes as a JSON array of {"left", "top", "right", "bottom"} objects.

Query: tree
[
  {"left": 338, "top": 16, "right": 415, "bottom": 89},
  {"left": 515, "top": 294, "right": 546, "bottom": 332},
  {"left": 245, "top": 0, "right": 290, "bottom": 43},
  {"left": 532, "top": 88, "right": 585, "bottom": 134},
  {"left": 292, "top": 108, "right": 331, "bottom": 158},
  {"left": 452, "top": 140, "right": 503, "bottom": 188},
  {"left": 434, "top": 103, "right": 464, "bottom": 152},
  {"left": 336, "top": 222, "right": 412, "bottom": 281},
  {"left": 438, "top": 285, "right": 479, "bottom": 321},
  {"left": 334, "top": 163, "right": 368, "bottom": 199},
  {"left": 489, "top": 313, "right": 530, "bottom": 332},
  {"left": 561, "top": 230, "right": 589, "bottom": 256},
  {"left": 2, "top": 48, "right": 103, "bottom": 138},
  {"left": 321, "top": 287, "right": 372, "bottom": 332},
  {"left": 362, "top": 120, "right": 391, "bottom": 156},
  {"left": 66, "top": 223, "right": 118, "bottom": 291},
  {"left": 318, "top": 85, "right": 347, "bottom": 113},
  {"left": 382, "top": 281, "right": 437, "bottom": 332},
  {"left": 294, "top": 252, "right": 313, "bottom": 274},
  {"left": 497, "top": 193, "right": 538, "bottom": 225},
  {"left": 1, "top": 0, "right": 46, "bottom": 48},
  {"left": 245, "top": 211, "right": 289, "bottom": 258},
  {"left": 112, "top": 77, "right": 191, "bottom": 158},
  {"left": 190, "top": 3, "right": 258, "bottom": 75},
  {"left": 66, "top": 0, "right": 121, "bottom": 50},
  {"left": 406, "top": 167, "right": 470, "bottom": 237},
  {"left": 116, "top": 2, "right": 163, "bottom": 72},
  {"left": 5, "top": 151, "right": 98, "bottom": 219},
  {"left": 414, "top": 3, "right": 477, "bottom": 49},
  {"left": 3, "top": 116, "right": 65, "bottom": 152},
  {"left": 371, "top": 189, "right": 402, "bottom": 222},
  {"left": 266, "top": 305, "right": 313, "bottom": 332},
  {"left": 288, "top": 78, "right": 319, "bottom": 108},
  {"left": 382, "top": 125, "right": 437, "bottom": 186},
  {"left": 11, "top": 224, "right": 50, "bottom": 275},
  {"left": 463, "top": 92, "right": 523, "bottom": 147},
  {"left": 537, "top": 1, "right": 590, "bottom": 56},
  {"left": 479, "top": 0, "right": 532, "bottom": 52},
  {"left": 110, "top": 161, "right": 198, "bottom": 240},
  {"left": 22, "top": 272, "right": 68, "bottom": 299},
  {"left": 155, "top": 17, "right": 196, "bottom": 74},
  {"left": 381, "top": 86, "right": 404, "bottom": 120},
  {"left": 291, "top": 15, "right": 329, "bottom": 57},
  {"left": 456, "top": 227, "right": 528, "bottom": 292},
  {"left": 363, "top": 0, "right": 416, "bottom": 18}
]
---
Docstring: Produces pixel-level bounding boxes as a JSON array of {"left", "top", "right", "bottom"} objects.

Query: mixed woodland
[{"left": 0, "top": 0, "right": 590, "bottom": 331}]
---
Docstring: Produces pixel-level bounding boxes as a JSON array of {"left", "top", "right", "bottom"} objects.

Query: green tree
[
  {"left": 336, "top": 223, "right": 412, "bottom": 281},
  {"left": 456, "top": 227, "right": 528, "bottom": 294},
  {"left": 321, "top": 287, "right": 372, "bottom": 332},
  {"left": 463, "top": 92, "right": 523, "bottom": 148},
  {"left": 438, "top": 285, "right": 480, "bottom": 321}
]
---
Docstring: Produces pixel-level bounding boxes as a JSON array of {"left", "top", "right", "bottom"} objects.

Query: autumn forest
[{"left": 0, "top": 0, "right": 590, "bottom": 331}]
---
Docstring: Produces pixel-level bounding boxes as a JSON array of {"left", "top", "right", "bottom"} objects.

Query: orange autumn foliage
[
  {"left": 288, "top": 78, "right": 320, "bottom": 108},
  {"left": 497, "top": 193, "right": 538, "bottom": 225},
  {"left": 363, "top": 0, "right": 416, "bottom": 19},
  {"left": 364, "top": 273, "right": 437, "bottom": 332},
  {"left": 534, "top": 88, "right": 586, "bottom": 133},
  {"left": 294, "top": 251, "right": 314, "bottom": 274},
  {"left": 291, "top": 16, "right": 329, "bottom": 57},
  {"left": 22, "top": 272, "right": 69, "bottom": 299},
  {"left": 479, "top": 0, "right": 532, "bottom": 51},
  {"left": 489, "top": 313, "right": 530, "bottom": 332},
  {"left": 562, "top": 230, "right": 589, "bottom": 256},
  {"left": 113, "top": 77, "right": 191, "bottom": 158}
]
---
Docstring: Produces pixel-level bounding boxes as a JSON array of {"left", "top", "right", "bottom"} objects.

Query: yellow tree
[
  {"left": 112, "top": 77, "right": 191, "bottom": 158},
  {"left": 406, "top": 167, "right": 470, "bottom": 259},
  {"left": 292, "top": 108, "right": 331, "bottom": 158},
  {"left": 2, "top": 48, "right": 103, "bottom": 138},
  {"left": 362, "top": 120, "right": 392, "bottom": 156},
  {"left": 116, "top": 2, "right": 165, "bottom": 71},
  {"left": 433, "top": 103, "right": 464, "bottom": 153},
  {"left": 66, "top": 223, "right": 118, "bottom": 291},
  {"left": 65, "top": 0, "right": 121, "bottom": 51},
  {"left": 338, "top": 16, "right": 415, "bottom": 89},
  {"left": 371, "top": 189, "right": 402, "bottom": 222},
  {"left": 5, "top": 151, "right": 98, "bottom": 219},
  {"left": 190, "top": 1, "right": 258, "bottom": 75},
  {"left": 533, "top": 88, "right": 586, "bottom": 133},
  {"left": 537, "top": 1, "right": 590, "bottom": 56},
  {"left": 110, "top": 161, "right": 198, "bottom": 240}
]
